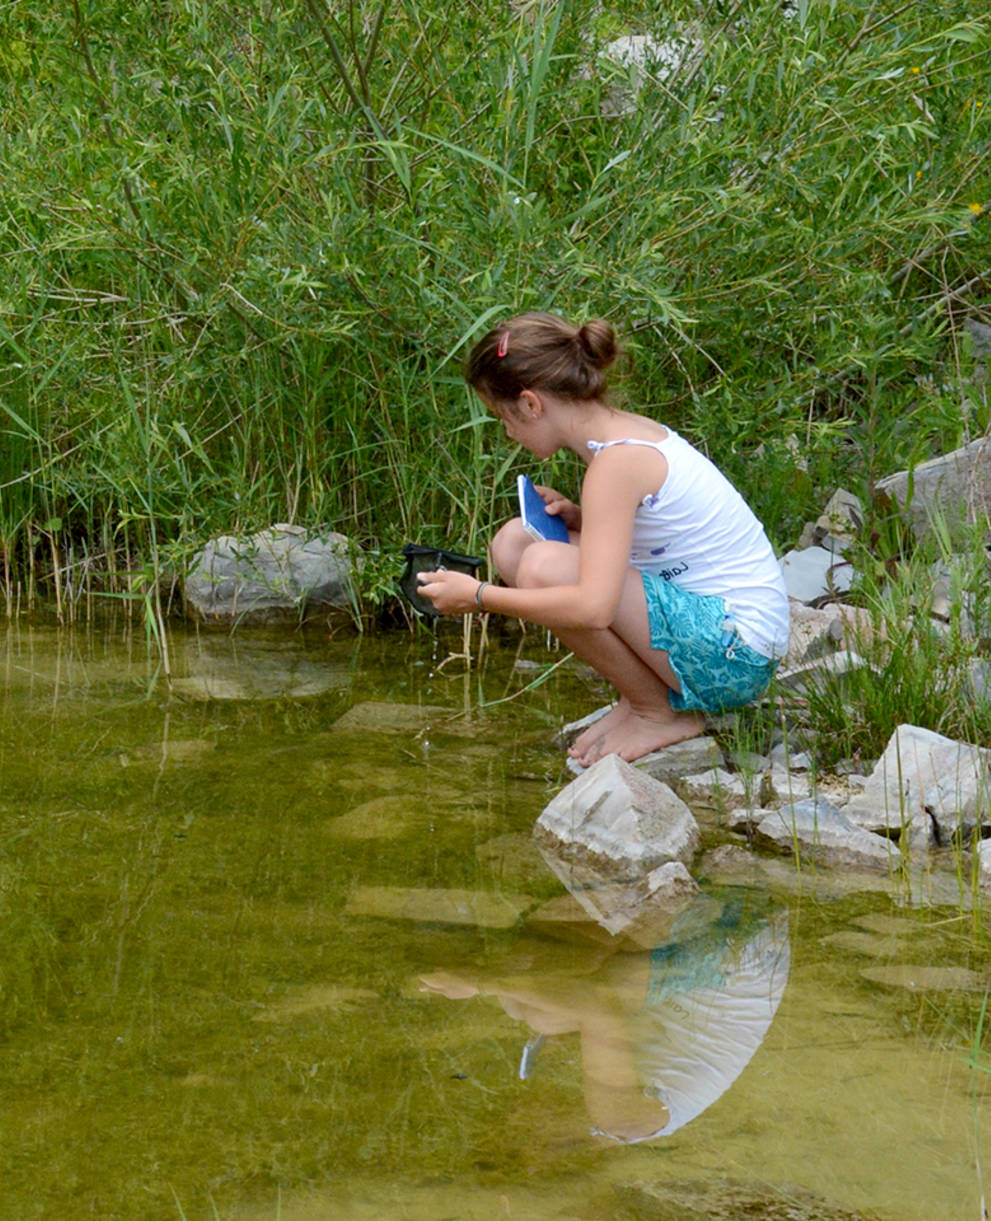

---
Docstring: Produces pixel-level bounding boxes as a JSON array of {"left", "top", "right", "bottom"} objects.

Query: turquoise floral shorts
[{"left": 640, "top": 572, "right": 777, "bottom": 713}]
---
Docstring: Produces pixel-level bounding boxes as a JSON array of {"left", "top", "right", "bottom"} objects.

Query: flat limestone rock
[
  {"left": 850, "top": 913, "right": 920, "bottom": 936},
  {"left": 820, "top": 931, "right": 908, "bottom": 959},
  {"left": 343, "top": 885, "right": 534, "bottom": 929},
  {"left": 977, "top": 839, "right": 991, "bottom": 888},
  {"left": 700, "top": 845, "right": 901, "bottom": 902},
  {"left": 323, "top": 795, "right": 457, "bottom": 841},
  {"left": 171, "top": 634, "right": 350, "bottom": 702},
  {"left": 252, "top": 983, "right": 378, "bottom": 1023},
  {"left": 860, "top": 964, "right": 988, "bottom": 992},
  {"left": 124, "top": 738, "right": 217, "bottom": 765},
  {"left": 775, "top": 650, "right": 875, "bottom": 692},
  {"left": 535, "top": 754, "right": 700, "bottom": 875},
  {"left": 756, "top": 797, "right": 901, "bottom": 873},
  {"left": 331, "top": 700, "right": 473, "bottom": 735},
  {"left": 552, "top": 703, "right": 614, "bottom": 747},
  {"left": 635, "top": 736, "right": 724, "bottom": 781}
]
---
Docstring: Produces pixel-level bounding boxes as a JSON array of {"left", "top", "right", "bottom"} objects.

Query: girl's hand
[
  {"left": 535, "top": 484, "right": 582, "bottom": 532},
  {"left": 416, "top": 569, "right": 481, "bottom": 615}
]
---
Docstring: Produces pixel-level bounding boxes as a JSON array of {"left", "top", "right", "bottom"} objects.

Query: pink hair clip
[{"left": 497, "top": 330, "right": 510, "bottom": 358}]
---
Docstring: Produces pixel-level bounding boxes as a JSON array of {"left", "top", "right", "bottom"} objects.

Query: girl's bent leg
[
  {"left": 513, "top": 544, "right": 703, "bottom": 764},
  {"left": 489, "top": 518, "right": 538, "bottom": 586}
]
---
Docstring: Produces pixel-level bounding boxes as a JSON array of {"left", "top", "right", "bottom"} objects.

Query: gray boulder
[
  {"left": 535, "top": 754, "right": 700, "bottom": 876},
  {"left": 756, "top": 797, "right": 901, "bottom": 872},
  {"left": 184, "top": 524, "right": 354, "bottom": 625},
  {"left": 875, "top": 436, "right": 991, "bottom": 544}
]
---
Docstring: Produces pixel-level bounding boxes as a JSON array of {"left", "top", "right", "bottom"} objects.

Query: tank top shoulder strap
[{"left": 586, "top": 431, "right": 674, "bottom": 456}]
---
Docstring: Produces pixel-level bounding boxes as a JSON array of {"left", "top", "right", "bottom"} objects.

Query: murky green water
[{"left": 2, "top": 619, "right": 990, "bottom": 1221}]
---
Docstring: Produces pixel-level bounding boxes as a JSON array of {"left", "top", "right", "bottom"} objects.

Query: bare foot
[
  {"left": 567, "top": 699, "right": 629, "bottom": 759},
  {"left": 577, "top": 708, "right": 704, "bottom": 766}
]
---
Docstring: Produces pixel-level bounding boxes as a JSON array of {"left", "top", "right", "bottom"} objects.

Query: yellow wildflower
[
  {"left": 910, "top": 66, "right": 921, "bottom": 74},
  {"left": 969, "top": 203, "right": 984, "bottom": 215}
]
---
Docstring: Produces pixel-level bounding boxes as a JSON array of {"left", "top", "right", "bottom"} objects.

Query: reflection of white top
[
  {"left": 630, "top": 914, "right": 791, "bottom": 1137},
  {"left": 588, "top": 431, "right": 790, "bottom": 659}
]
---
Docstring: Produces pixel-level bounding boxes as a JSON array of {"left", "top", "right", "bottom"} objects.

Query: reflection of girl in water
[{"left": 421, "top": 890, "right": 790, "bottom": 1144}]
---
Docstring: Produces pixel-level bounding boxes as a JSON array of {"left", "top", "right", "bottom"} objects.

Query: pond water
[{"left": 1, "top": 619, "right": 990, "bottom": 1221}]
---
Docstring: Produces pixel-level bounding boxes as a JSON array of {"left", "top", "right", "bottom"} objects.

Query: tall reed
[{"left": 0, "top": 0, "right": 987, "bottom": 613}]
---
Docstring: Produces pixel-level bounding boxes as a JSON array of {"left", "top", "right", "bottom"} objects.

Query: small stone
[
  {"left": 125, "top": 738, "right": 217, "bottom": 764},
  {"left": 820, "top": 931, "right": 907, "bottom": 959},
  {"left": 728, "top": 749, "right": 770, "bottom": 773},
  {"left": 634, "top": 736, "right": 724, "bottom": 781},
  {"left": 673, "top": 767, "right": 756, "bottom": 812},
  {"left": 814, "top": 488, "right": 863, "bottom": 550},
  {"left": 252, "top": 984, "right": 378, "bottom": 1023},
  {"left": 769, "top": 742, "right": 812, "bottom": 771},
  {"left": 767, "top": 766, "right": 814, "bottom": 804},
  {"left": 552, "top": 704, "right": 614, "bottom": 748}
]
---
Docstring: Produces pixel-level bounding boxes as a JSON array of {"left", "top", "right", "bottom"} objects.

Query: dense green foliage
[{"left": 0, "top": 0, "right": 988, "bottom": 609}]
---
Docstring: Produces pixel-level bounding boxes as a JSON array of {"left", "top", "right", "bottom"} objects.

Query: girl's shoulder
[
  {"left": 600, "top": 410, "right": 670, "bottom": 444},
  {"left": 581, "top": 424, "right": 671, "bottom": 504}
]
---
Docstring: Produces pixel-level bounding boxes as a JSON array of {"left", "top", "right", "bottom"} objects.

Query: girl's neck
[{"left": 558, "top": 402, "right": 660, "bottom": 461}]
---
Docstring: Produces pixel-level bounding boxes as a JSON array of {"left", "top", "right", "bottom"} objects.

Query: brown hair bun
[{"left": 465, "top": 312, "right": 621, "bottom": 405}]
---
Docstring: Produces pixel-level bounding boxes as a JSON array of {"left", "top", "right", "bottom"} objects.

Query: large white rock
[
  {"left": 535, "top": 754, "right": 700, "bottom": 875},
  {"left": 841, "top": 724, "right": 991, "bottom": 849}
]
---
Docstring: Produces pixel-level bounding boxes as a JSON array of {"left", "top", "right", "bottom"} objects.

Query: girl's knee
[
  {"left": 516, "top": 540, "right": 577, "bottom": 589},
  {"left": 490, "top": 518, "right": 532, "bottom": 585}
]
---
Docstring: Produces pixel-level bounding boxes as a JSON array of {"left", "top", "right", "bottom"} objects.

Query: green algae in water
[{"left": 1, "top": 621, "right": 991, "bottom": 1221}]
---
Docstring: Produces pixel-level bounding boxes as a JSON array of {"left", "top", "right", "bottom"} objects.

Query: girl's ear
[{"left": 518, "top": 388, "right": 543, "bottom": 419}]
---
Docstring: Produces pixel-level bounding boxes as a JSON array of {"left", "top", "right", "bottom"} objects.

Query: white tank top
[{"left": 588, "top": 431, "right": 790, "bottom": 659}]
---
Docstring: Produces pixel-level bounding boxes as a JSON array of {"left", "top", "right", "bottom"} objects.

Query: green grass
[{"left": 1, "top": 0, "right": 990, "bottom": 747}]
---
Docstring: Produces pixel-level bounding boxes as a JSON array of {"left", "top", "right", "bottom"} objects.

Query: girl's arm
[{"left": 419, "top": 446, "right": 666, "bottom": 630}]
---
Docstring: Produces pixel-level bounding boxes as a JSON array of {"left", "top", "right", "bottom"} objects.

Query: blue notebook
[{"left": 517, "top": 474, "right": 570, "bottom": 543}]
